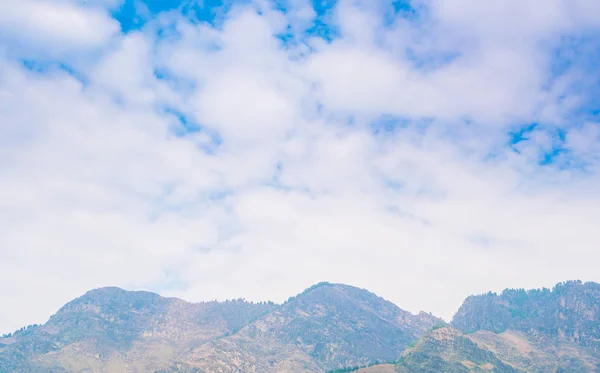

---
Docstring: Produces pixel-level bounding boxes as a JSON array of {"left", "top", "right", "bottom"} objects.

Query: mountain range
[{"left": 1, "top": 280, "right": 599, "bottom": 372}]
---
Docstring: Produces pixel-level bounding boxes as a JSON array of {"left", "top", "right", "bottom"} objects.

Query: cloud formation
[{"left": 1, "top": 0, "right": 600, "bottom": 333}]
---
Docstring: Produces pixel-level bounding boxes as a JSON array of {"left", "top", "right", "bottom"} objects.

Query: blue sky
[{"left": 1, "top": 0, "right": 600, "bottom": 333}]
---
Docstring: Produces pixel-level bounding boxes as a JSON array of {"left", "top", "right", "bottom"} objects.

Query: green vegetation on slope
[
  {"left": 2, "top": 281, "right": 600, "bottom": 373},
  {"left": 452, "top": 280, "right": 600, "bottom": 348}
]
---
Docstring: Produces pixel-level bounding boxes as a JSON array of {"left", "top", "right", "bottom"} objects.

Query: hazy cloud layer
[{"left": 1, "top": 0, "right": 600, "bottom": 333}]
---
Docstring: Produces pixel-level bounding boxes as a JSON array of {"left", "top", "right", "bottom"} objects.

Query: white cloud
[
  {"left": 1, "top": 0, "right": 600, "bottom": 334},
  {"left": 0, "top": 0, "right": 119, "bottom": 57}
]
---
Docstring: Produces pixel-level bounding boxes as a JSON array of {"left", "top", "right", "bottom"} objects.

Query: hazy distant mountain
[{"left": 1, "top": 281, "right": 599, "bottom": 373}]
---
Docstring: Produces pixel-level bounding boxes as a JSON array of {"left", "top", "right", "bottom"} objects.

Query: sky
[{"left": 1, "top": 0, "right": 600, "bottom": 334}]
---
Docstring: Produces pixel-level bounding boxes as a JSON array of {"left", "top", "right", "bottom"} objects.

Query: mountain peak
[
  {"left": 292, "top": 282, "right": 396, "bottom": 306},
  {"left": 52, "top": 286, "right": 166, "bottom": 318},
  {"left": 3, "top": 280, "right": 598, "bottom": 373},
  {"left": 80, "top": 286, "right": 160, "bottom": 300},
  {"left": 291, "top": 281, "right": 359, "bottom": 299},
  {"left": 452, "top": 281, "right": 600, "bottom": 348}
]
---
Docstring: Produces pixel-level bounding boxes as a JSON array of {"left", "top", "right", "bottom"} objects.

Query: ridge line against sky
[{"left": 1, "top": 0, "right": 600, "bottom": 333}]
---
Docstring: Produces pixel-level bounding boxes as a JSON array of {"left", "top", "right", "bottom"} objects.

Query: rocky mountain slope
[
  {"left": 2, "top": 280, "right": 599, "bottom": 373},
  {"left": 395, "top": 327, "right": 520, "bottom": 373},
  {"left": 393, "top": 324, "right": 600, "bottom": 372},
  {"left": 0, "top": 283, "right": 441, "bottom": 373},
  {"left": 171, "top": 283, "right": 441, "bottom": 372},
  {"left": 452, "top": 280, "right": 600, "bottom": 348},
  {"left": 354, "top": 280, "right": 600, "bottom": 373},
  {"left": 0, "top": 287, "right": 277, "bottom": 372}
]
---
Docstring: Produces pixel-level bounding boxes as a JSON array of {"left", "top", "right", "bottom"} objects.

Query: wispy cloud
[{"left": 1, "top": 0, "right": 600, "bottom": 333}]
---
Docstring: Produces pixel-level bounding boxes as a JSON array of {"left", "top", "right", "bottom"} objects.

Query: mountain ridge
[
  {"left": 0, "top": 281, "right": 441, "bottom": 373},
  {"left": 1, "top": 280, "right": 599, "bottom": 372}
]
